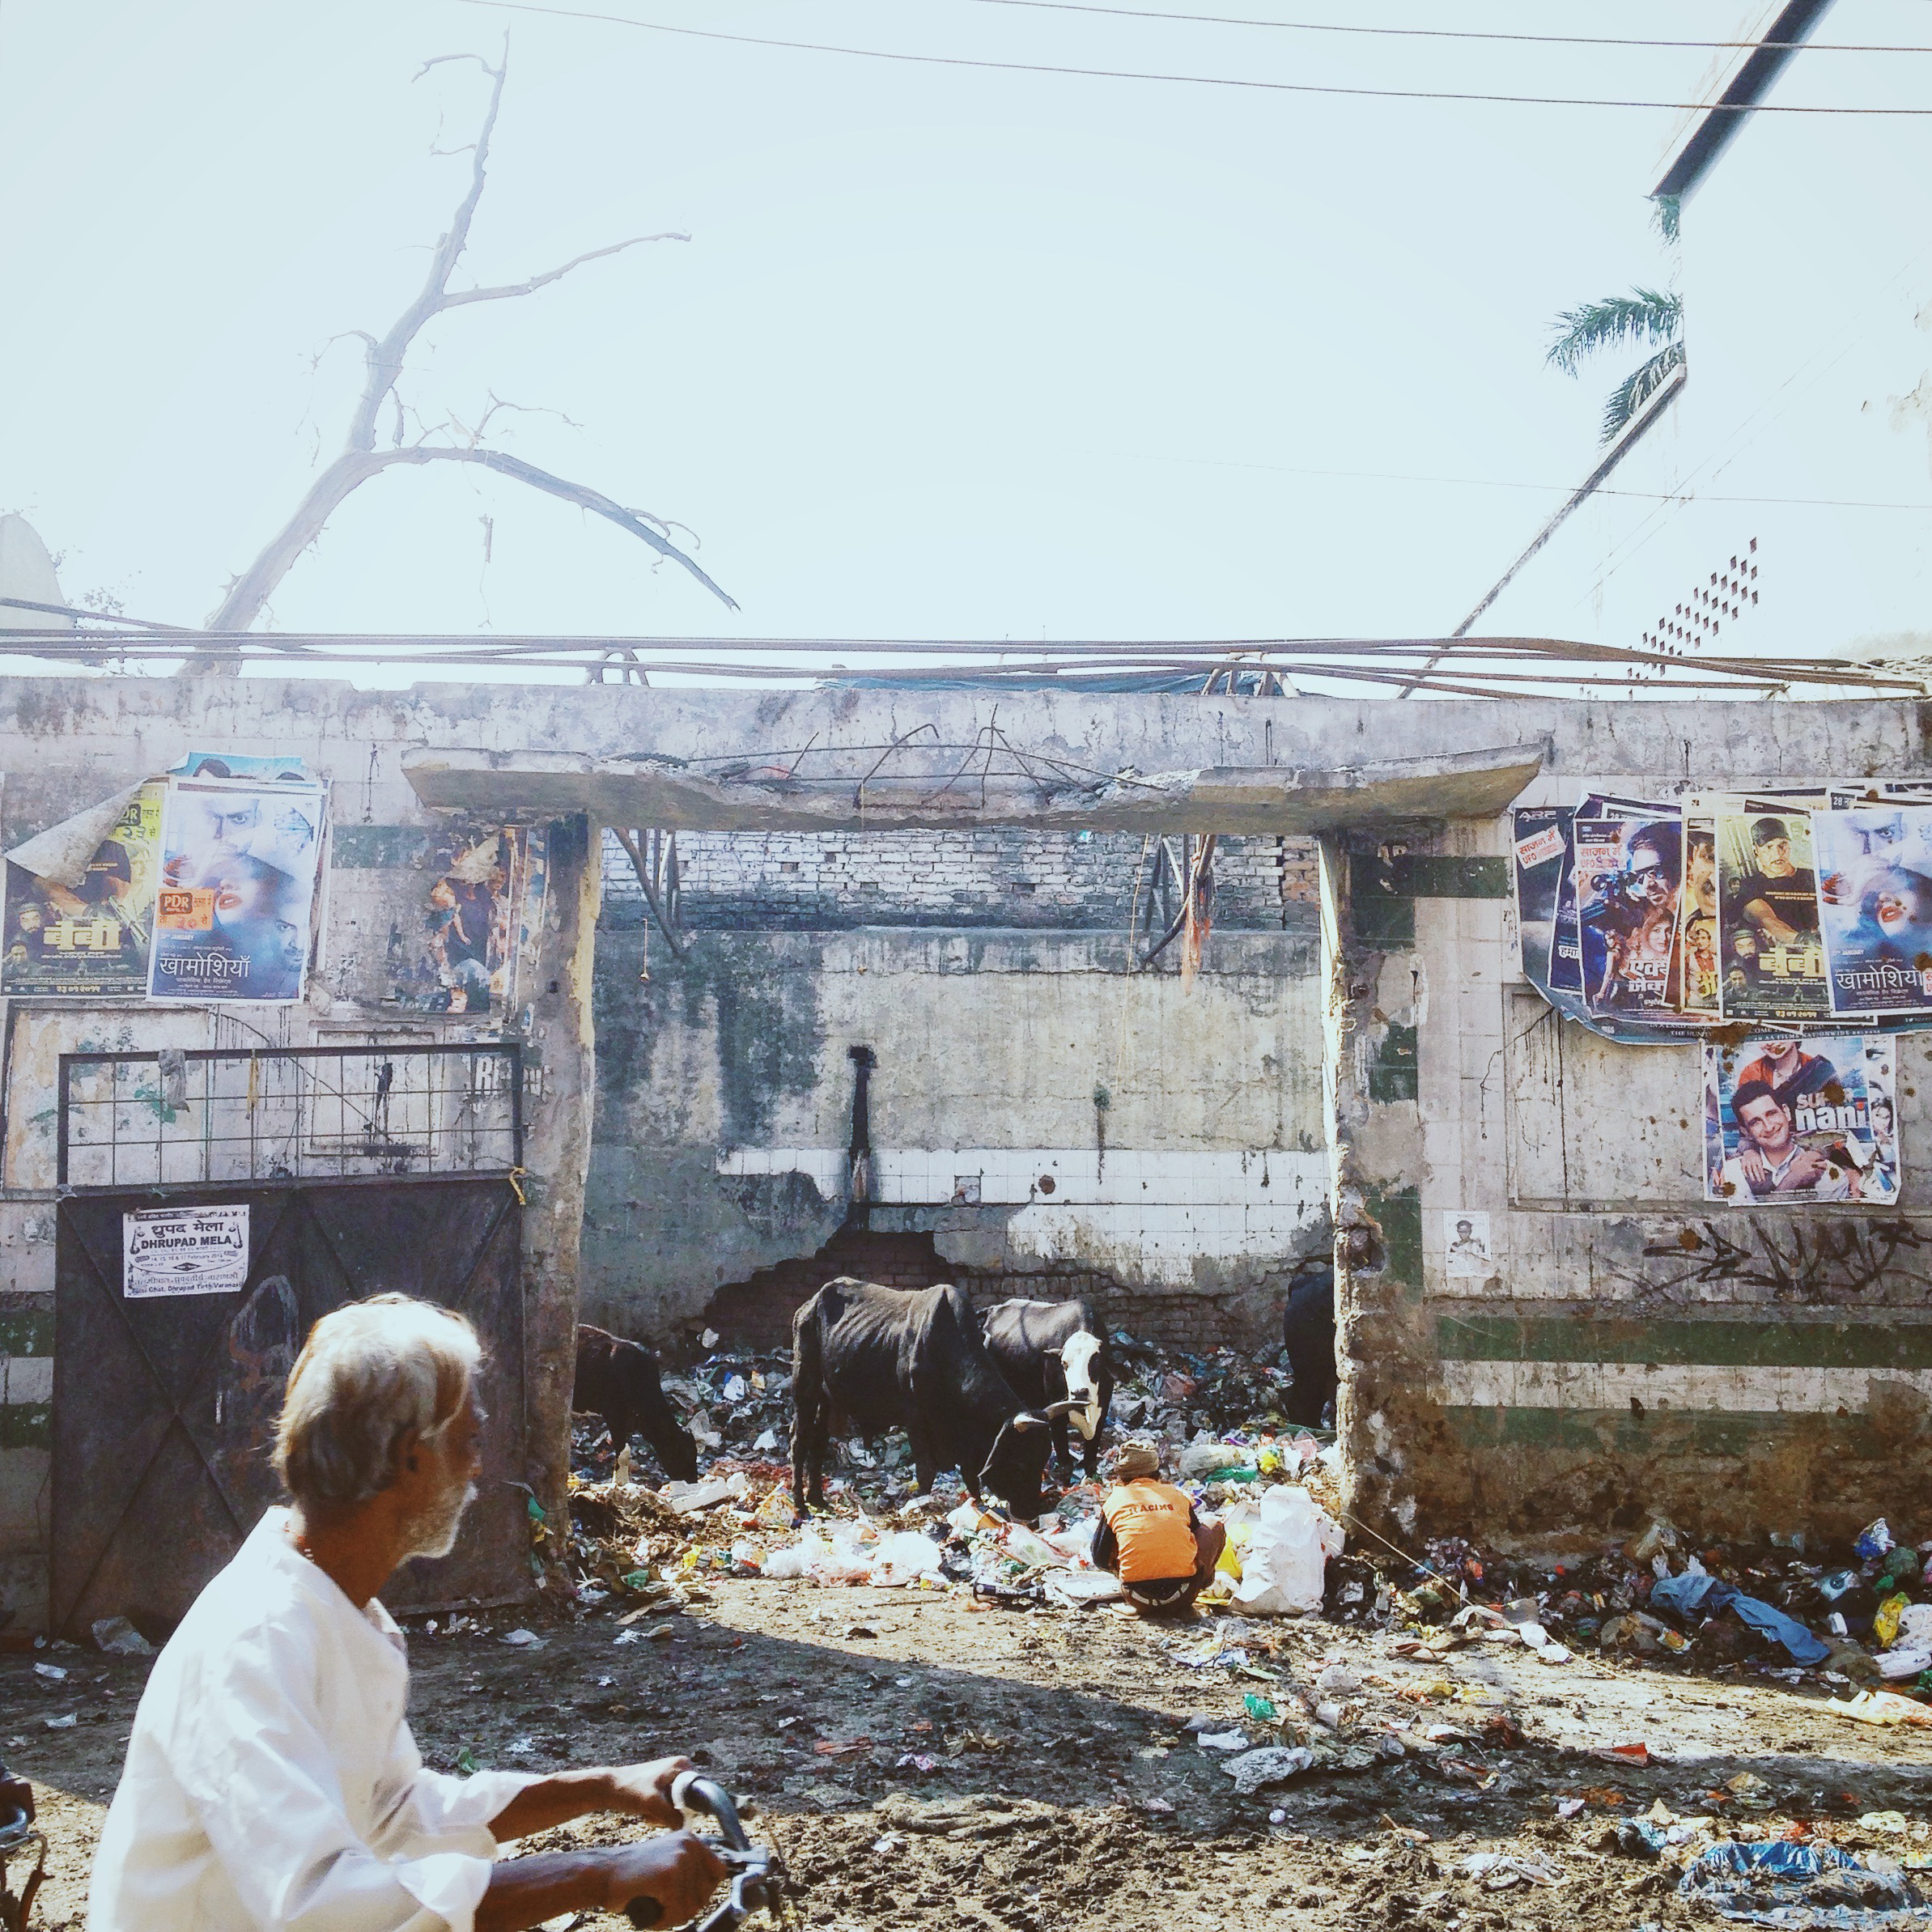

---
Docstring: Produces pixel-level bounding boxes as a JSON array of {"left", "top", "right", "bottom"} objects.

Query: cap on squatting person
[
  {"left": 1089, "top": 1440, "right": 1226, "bottom": 1615},
  {"left": 87, "top": 1293, "right": 728, "bottom": 1932}
]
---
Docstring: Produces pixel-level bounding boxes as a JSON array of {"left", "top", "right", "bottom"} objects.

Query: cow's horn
[
  {"left": 1042, "top": 1399, "right": 1081, "bottom": 1420},
  {"left": 1009, "top": 1412, "right": 1047, "bottom": 1432}
]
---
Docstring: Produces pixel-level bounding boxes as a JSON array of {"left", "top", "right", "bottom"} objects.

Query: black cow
[
  {"left": 1280, "top": 1266, "right": 1337, "bottom": 1429},
  {"left": 790, "top": 1278, "right": 1073, "bottom": 1521},
  {"left": 573, "top": 1325, "right": 698, "bottom": 1483},
  {"left": 979, "top": 1297, "right": 1114, "bottom": 1481}
]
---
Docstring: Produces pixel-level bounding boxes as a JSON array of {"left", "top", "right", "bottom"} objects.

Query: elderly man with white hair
[{"left": 88, "top": 1294, "right": 728, "bottom": 1932}]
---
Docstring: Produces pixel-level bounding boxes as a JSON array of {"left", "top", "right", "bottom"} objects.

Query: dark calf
[
  {"left": 573, "top": 1325, "right": 698, "bottom": 1483},
  {"left": 1280, "top": 1266, "right": 1337, "bottom": 1429}
]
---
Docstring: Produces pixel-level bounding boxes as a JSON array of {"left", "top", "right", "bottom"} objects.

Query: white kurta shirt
[{"left": 88, "top": 1508, "right": 538, "bottom": 1932}]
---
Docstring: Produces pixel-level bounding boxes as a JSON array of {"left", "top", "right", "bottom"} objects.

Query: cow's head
[
  {"left": 979, "top": 1400, "right": 1078, "bottom": 1522},
  {"left": 630, "top": 1353, "right": 699, "bottom": 1483},
  {"left": 1059, "top": 1330, "right": 1106, "bottom": 1442}
]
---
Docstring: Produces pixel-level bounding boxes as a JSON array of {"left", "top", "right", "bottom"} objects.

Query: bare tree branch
[
  {"left": 203, "top": 445, "right": 737, "bottom": 646},
  {"left": 442, "top": 231, "right": 690, "bottom": 308},
  {"left": 202, "top": 44, "right": 732, "bottom": 636}
]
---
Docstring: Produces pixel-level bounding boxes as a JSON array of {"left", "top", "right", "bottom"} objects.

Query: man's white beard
[{"left": 402, "top": 1477, "right": 477, "bottom": 1561}]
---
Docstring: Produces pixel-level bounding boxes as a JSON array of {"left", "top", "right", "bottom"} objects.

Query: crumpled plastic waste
[
  {"left": 1680, "top": 1840, "right": 1930, "bottom": 1927},
  {"left": 1225, "top": 1485, "right": 1344, "bottom": 1616},
  {"left": 1833, "top": 1689, "right": 1932, "bottom": 1728},
  {"left": 1463, "top": 1852, "right": 1562, "bottom": 1889},
  {"left": 1221, "top": 1745, "right": 1314, "bottom": 1794},
  {"left": 758, "top": 1522, "right": 945, "bottom": 1586}
]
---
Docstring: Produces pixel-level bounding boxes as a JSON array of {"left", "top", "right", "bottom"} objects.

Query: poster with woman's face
[{"left": 146, "top": 777, "right": 325, "bottom": 1004}]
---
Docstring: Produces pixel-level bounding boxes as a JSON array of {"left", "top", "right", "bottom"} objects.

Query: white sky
[{"left": 0, "top": 1, "right": 1799, "bottom": 660}]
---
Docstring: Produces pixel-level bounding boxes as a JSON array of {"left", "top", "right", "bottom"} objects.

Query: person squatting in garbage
[
  {"left": 87, "top": 1293, "right": 728, "bottom": 1932},
  {"left": 1090, "top": 1441, "right": 1227, "bottom": 1614}
]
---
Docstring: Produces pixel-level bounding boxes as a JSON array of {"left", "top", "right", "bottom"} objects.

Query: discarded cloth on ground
[
  {"left": 1650, "top": 1573, "right": 1830, "bottom": 1666},
  {"left": 1680, "top": 1840, "right": 1931, "bottom": 1928}
]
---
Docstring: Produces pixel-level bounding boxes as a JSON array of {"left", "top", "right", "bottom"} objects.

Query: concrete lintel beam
[{"left": 403, "top": 742, "right": 1546, "bottom": 834}]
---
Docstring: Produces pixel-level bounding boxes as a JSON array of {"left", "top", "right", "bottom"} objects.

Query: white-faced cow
[
  {"left": 573, "top": 1325, "right": 699, "bottom": 1483},
  {"left": 979, "top": 1297, "right": 1114, "bottom": 1481},
  {"left": 790, "top": 1278, "right": 1076, "bottom": 1521}
]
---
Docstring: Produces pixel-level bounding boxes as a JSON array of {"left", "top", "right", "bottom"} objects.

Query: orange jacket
[{"left": 1098, "top": 1480, "right": 1199, "bottom": 1582}]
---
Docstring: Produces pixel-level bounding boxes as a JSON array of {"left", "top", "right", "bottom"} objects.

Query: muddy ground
[{"left": 4, "top": 1574, "right": 1931, "bottom": 1932}]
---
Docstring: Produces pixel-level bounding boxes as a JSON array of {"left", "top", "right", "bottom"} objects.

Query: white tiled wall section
[{"left": 717, "top": 1144, "right": 1326, "bottom": 1208}]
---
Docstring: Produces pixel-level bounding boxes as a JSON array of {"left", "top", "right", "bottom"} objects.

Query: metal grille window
[{"left": 57, "top": 1046, "right": 523, "bottom": 1189}]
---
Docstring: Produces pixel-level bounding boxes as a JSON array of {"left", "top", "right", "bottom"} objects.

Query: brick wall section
[
  {"left": 602, "top": 829, "right": 1318, "bottom": 932},
  {"left": 689, "top": 1229, "right": 1276, "bottom": 1357}
]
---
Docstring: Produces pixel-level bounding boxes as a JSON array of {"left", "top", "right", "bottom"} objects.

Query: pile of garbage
[
  {"left": 558, "top": 1336, "right": 1932, "bottom": 1715},
  {"left": 556, "top": 1328, "right": 1352, "bottom": 1619}
]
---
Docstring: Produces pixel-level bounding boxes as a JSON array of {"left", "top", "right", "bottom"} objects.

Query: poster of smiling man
[
  {"left": 1814, "top": 805, "right": 1932, "bottom": 1016},
  {"left": 1703, "top": 1034, "right": 1896, "bottom": 1206},
  {"left": 147, "top": 776, "right": 325, "bottom": 1004}
]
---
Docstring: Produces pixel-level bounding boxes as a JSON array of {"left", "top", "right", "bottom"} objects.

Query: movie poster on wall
[
  {"left": 388, "top": 829, "right": 529, "bottom": 1017},
  {"left": 1714, "top": 807, "right": 1829, "bottom": 1023},
  {"left": 2, "top": 780, "right": 163, "bottom": 996},
  {"left": 1703, "top": 1034, "right": 1897, "bottom": 1206},
  {"left": 146, "top": 776, "right": 326, "bottom": 1004},
  {"left": 1815, "top": 805, "right": 1932, "bottom": 1016},
  {"left": 1575, "top": 813, "right": 1684, "bottom": 1018},
  {"left": 1510, "top": 807, "right": 1573, "bottom": 988},
  {"left": 1677, "top": 816, "right": 1721, "bottom": 1018}
]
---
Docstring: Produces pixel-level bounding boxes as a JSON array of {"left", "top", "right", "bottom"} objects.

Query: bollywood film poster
[
  {"left": 1715, "top": 806, "right": 1829, "bottom": 1023},
  {"left": 1575, "top": 813, "right": 1684, "bottom": 1019},
  {"left": 1703, "top": 1034, "right": 1897, "bottom": 1206},
  {"left": 1676, "top": 816, "right": 1721, "bottom": 1018},
  {"left": 2, "top": 781, "right": 163, "bottom": 996},
  {"left": 147, "top": 776, "right": 326, "bottom": 1004},
  {"left": 389, "top": 829, "right": 529, "bottom": 1017},
  {"left": 1815, "top": 805, "right": 1932, "bottom": 1016},
  {"left": 1510, "top": 807, "right": 1573, "bottom": 989}
]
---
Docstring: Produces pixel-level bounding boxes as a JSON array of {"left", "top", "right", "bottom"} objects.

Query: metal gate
[{"left": 52, "top": 1047, "right": 527, "bottom": 1640}]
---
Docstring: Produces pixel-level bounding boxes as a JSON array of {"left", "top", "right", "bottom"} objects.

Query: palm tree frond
[
  {"left": 1599, "top": 339, "right": 1686, "bottom": 442},
  {"left": 1546, "top": 287, "right": 1683, "bottom": 374},
  {"left": 1650, "top": 193, "right": 1681, "bottom": 245}
]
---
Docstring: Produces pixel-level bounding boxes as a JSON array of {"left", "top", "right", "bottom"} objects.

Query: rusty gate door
[{"left": 51, "top": 1047, "right": 528, "bottom": 1641}]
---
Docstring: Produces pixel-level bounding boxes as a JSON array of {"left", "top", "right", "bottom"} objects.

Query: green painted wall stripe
[
  {"left": 331, "top": 825, "right": 436, "bottom": 869},
  {"left": 0, "top": 1313, "right": 51, "bottom": 1357},
  {"left": 0, "top": 1404, "right": 50, "bottom": 1451},
  {"left": 1437, "top": 1312, "right": 1932, "bottom": 1370}
]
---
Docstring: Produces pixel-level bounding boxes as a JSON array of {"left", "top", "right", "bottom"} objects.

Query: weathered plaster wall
[
  {"left": 1334, "top": 700, "right": 1932, "bottom": 1549},
  {"left": 0, "top": 676, "right": 605, "bottom": 1628},
  {"left": 584, "top": 919, "right": 1329, "bottom": 1347}
]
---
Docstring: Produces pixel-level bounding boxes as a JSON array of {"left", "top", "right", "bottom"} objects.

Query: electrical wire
[
  {"left": 455, "top": 0, "right": 1932, "bottom": 111},
  {"left": 962, "top": 0, "right": 1932, "bottom": 56}
]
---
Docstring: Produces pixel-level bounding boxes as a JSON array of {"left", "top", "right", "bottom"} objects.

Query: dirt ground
[{"left": 6, "top": 1570, "right": 1932, "bottom": 1932}]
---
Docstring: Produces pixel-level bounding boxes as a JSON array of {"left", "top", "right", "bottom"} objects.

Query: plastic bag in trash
[
  {"left": 1857, "top": 1519, "right": 1897, "bottom": 1563},
  {"left": 1679, "top": 1839, "right": 1928, "bottom": 1926},
  {"left": 91, "top": 1616, "right": 154, "bottom": 1656},
  {"left": 869, "top": 1531, "right": 945, "bottom": 1586},
  {"left": 1221, "top": 1745, "right": 1314, "bottom": 1794},
  {"left": 761, "top": 1532, "right": 833, "bottom": 1581},
  {"left": 1225, "top": 1485, "right": 1343, "bottom": 1616}
]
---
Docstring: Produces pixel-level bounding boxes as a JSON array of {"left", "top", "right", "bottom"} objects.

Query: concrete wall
[
  {"left": 1331, "top": 700, "right": 1932, "bottom": 1551},
  {"left": 0, "top": 676, "right": 602, "bottom": 1629},
  {"left": 585, "top": 835, "right": 1330, "bottom": 1348}
]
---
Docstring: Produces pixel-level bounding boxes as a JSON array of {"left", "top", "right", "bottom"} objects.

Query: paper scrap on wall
[
  {"left": 123, "top": 1204, "right": 250, "bottom": 1297},
  {"left": 1703, "top": 1034, "right": 1896, "bottom": 1206}
]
